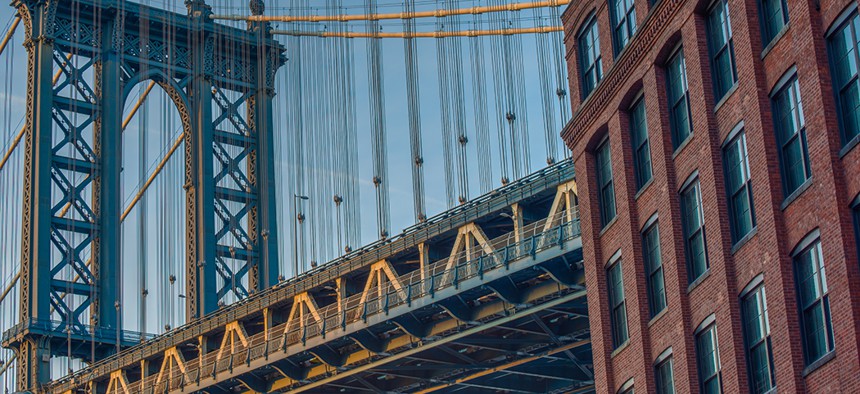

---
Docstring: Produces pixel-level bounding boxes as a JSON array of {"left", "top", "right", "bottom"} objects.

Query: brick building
[{"left": 560, "top": 0, "right": 860, "bottom": 392}]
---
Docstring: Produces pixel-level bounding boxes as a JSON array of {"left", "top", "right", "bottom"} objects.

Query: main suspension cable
[
  {"left": 211, "top": 0, "right": 570, "bottom": 23},
  {"left": 271, "top": 25, "right": 561, "bottom": 38}
]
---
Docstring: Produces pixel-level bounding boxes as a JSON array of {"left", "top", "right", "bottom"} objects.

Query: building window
[
  {"left": 827, "top": 10, "right": 860, "bottom": 146},
  {"left": 608, "top": 258, "right": 629, "bottom": 348},
  {"left": 742, "top": 284, "right": 776, "bottom": 393},
  {"left": 630, "top": 96, "right": 653, "bottom": 190},
  {"left": 723, "top": 129, "right": 756, "bottom": 243},
  {"left": 681, "top": 178, "right": 708, "bottom": 283},
  {"left": 794, "top": 238, "right": 835, "bottom": 365},
  {"left": 643, "top": 220, "right": 667, "bottom": 317},
  {"left": 853, "top": 198, "right": 860, "bottom": 258},
  {"left": 667, "top": 47, "right": 693, "bottom": 149},
  {"left": 611, "top": 0, "right": 637, "bottom": 55},
  {"left": 596, "top": 138, "right": 617, "bottom": 228},
  {"left": 771, "top": 75, "right": 811, "bottom": 197},
  {"left": 707, "top": 0, "right": 737, "bottom": 100},
  {"left": 696, "top": 322, "right": 723, "bottom": 394},
  {"left": 759, "top": 0, "right": 788, "bottom": 48},
  {"left": 579, "top": 13, "right": 603, "bottom": 98},
  {"left": 655, "top": 355, "right": 675, "bottom": 394}
]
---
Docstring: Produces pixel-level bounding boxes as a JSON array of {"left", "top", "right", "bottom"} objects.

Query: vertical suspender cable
[
  {"left": 435, "top": 12, "right": 455, "bottom": 208},
  {"left": 345, "top": 33, "right": 361, "bottom": 249},
  {"left": 365, "top": 0, "right": 390, "bottom": 238},
  {"left": 469, "top": 13, "right": 493, "bottom": 194},
  {"left": 0, "top": 13, "right": 20, "bottom": 390},
  {"left": 403, "top": 0, "right": 427, "bottom": 222},
  {"left": 511, "top": 13, "right": 531, "bottom": 174},
  {"left": 534, "top": 8, "right": 558, "bottom": 164},
  {"left": 487, "top": 1, "right": 510, "bottom": 185},
  {"left": 449, "top": 0, "right": 470, "bottom": 204},
  {"left": 549, "top": 4, "right": 571, "bottom": 158}
]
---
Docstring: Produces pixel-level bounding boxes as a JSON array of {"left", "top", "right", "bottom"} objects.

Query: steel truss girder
[
  {"left": 42, "top": 162, "right": 578, "bottom": 394},
  {"left": 159, "top": 241, "right": 584, "bottom": 394},
  {"left": 273, "top": 287, "right": 590, "bottom": 394}
]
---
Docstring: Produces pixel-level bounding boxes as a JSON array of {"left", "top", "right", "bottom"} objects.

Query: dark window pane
[
  {"left": 643, "top": 223, "right": 667, "bottom": 317},
  {"left": 708, "top": 0, "right": 737, "bottom": 99},
  {"left": 723, "top": 131, "right": 756, "bottom": 242},
  {"left": 681, "top": 180, "right": 708, "bottom": 282},
  {"left": 579, "top": 14, "right": 603, "bottom": 98},
  {"left": 742, "top": 285, "right": 776, "bottom": 393},
  {"left": 760, "top": 0, "right": 788, "bottom": 46},
  {"left": 771, "top": 77, "right": 811, "bottom": 196},
  {"left": 827, "top": 11, "right": 860, "bottom": 144},
  {"left": 667, "top": 48, "right": 692, "bottom": 148},
  {"left": 854, "top": 203, "right": 860, "bottom": 259},
  {"left": 630, "top": 97, "right": 652, "bottom": 189},
  {"left": 596, "top": 140, "right": 616, "bottom": 227},
  {"left": 794, "top": 240, "right": 835, "bottom": 365},
  {"left": 611, "top": 0, "right": 637, "bottom": 55},
  {"left": 655, "top": 357, "right": 675, "bottom": 394},
  {"left": 608, "top": 261, "right": 629, "bottom": 348},
  {"left": 696, "top": 324, "right": 722, "bottom": 394}
]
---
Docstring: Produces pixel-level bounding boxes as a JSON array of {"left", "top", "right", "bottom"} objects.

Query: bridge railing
[
  {"left": 126, "top": 208, "right": 580, "bottom": 393},
  {"left": 43, "top": 159, "right": 575, "bottom": 392}
]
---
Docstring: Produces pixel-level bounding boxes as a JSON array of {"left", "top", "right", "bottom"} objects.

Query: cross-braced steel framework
[{"left": 4, "top": 0, "right": 284, "bottom": 390}]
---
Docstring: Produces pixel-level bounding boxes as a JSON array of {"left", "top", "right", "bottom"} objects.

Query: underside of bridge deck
[
  {"left": 42, "top": 161, "right": 589, "bottom": 394},
  {"left": 268, "top": 288, "right": 593, "bottom": 394}
]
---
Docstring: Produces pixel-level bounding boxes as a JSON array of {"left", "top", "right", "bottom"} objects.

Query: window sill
[
  {"left": 781, "top": 177, "right": 813, "bottom": 211},
  {"left": 687, "top": 269, "right": 711, "bottom": 293},
  {"left": 731, "top": 227, "right": 758, "bottom": 254},
  {"left": 648, "top": 307, "right": 669, "bottom": 327},
  {"left": 761, "top": 24, "right": 790, "bottom": 59},
  {"left": 599, "top": 217, "right": 618, "bottom": 237},
  {"left": 839, "top": 134, "right": 860, "bottom": 158},
  {"left": 611, "top": 340, "right": 630, "bottom": 358},
  {"left": 714, "top": 83, "right": 739, "bottom": 112},
  {"left": 672, "top": 134, "right": 694, "bottom": 160},
  {"left": 634, "top": 178, "right": 654, "bottom": 200},
  {"left": 802, "top": 350, "right": 836, "bottom": 377}
]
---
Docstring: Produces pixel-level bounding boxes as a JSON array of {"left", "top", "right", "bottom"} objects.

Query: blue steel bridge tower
[{"left": 2, "top": 0, "right": 284, "bottom": 390}]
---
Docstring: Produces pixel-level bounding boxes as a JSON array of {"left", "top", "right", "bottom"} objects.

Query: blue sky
[{"left": 0, "top": 0, "right": 571, "bottom": 340}]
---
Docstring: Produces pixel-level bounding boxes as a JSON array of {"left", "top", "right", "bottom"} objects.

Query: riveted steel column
[
  {"left": 249, "top": 19, "right": 283, "bottom": 291},
  {"left": 187, "top": 0, "right": 218, "bottom": 319},
  {"left": 97, "top": 7, "right": 123, "bottom": 335},
  {"left": 14, "top": 0, "right": 58, "bottom": 389}
]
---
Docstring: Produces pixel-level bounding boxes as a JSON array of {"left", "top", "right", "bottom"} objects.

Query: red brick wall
[{"left": 561, "top": 0, "right": 860, "bottom": 392}]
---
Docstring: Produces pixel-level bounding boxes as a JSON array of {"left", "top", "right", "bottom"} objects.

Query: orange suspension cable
[
  {"left": 0, "top": 17, "right": 21, "bottom": 57},
  {"left": 211, "top": 0, "right": 569, "bottom": 23},
  {"left": 271, "top": 25, "right": 562, "bottom": 38}
]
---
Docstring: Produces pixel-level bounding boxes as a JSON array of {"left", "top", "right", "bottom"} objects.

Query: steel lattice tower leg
[
  {"left": 11, "top": 0, "right": 124, "bottom": 390},
  {"left": 5, "top": 1, "right": 284, "bottom": 389},
  {"left": 185, "top": 0, "right": 281, "bottom": 319},
  {"left": 186, "top": 0, "right": 219, "bottom": 319}
]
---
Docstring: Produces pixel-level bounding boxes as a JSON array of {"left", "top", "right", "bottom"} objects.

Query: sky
[{"left": 0, "top": 0, "right": 572, "bottom": 371}]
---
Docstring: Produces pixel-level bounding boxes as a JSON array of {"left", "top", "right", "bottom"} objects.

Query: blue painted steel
[{"left": 5, "top": 0, "right": 285, "bottom": 390}]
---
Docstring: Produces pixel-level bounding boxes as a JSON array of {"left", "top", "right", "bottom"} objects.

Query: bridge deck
[{"left": 40, "top": 159, "right": 590, "bottom": 393}]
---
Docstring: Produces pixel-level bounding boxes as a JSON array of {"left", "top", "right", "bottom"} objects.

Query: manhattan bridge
[{"left": 0, "top": 0, "right": 592, "bottom": 392}]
